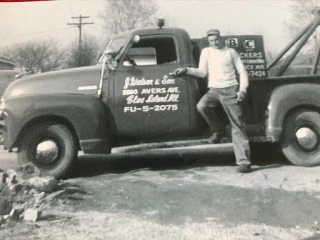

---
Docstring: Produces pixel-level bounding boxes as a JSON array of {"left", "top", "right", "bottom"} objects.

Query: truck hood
[
  {"left": 3, "top": 65, "right": 104, "bottom": 99},
  {"left": 0, "top": 70, "right": 21, "bottom": 96}
]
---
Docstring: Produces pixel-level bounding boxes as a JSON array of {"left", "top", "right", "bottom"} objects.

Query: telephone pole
[{"left": 67, "top": 15, "right": 93, "bottom": 66}]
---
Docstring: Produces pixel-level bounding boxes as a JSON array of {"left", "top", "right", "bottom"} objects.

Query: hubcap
[
  {"left": 295, "top": 127, "right": 318, "bottom": 151},
  {"left": 35, "top": 140, "right": 59, "bottom": 164}
]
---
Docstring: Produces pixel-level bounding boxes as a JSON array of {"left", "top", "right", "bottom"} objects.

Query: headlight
[
  {"left": 0, "top": 96, "right": 5, "bottom": 117},
  {"left": 0, "top": 96, "right": 4, "bottom": 108}
]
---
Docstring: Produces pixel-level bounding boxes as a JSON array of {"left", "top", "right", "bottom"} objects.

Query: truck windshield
[
  {"left": 99, "top": 37, "right": 126, "bottom": 63},
  {"left": 107, "top": 37, "right": 126, "bottom": 55}
]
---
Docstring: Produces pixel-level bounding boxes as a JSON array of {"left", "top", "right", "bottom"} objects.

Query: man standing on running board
[{"left": 173, "top": 29, "right": 251, "bottom": 173}]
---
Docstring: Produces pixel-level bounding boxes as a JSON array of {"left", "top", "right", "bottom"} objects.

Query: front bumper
[
  {"left": 0, "top": 117, "right": 4, "bottom": 146},
  {"left": 0, "top": 103, "right": 8, "bottom": 148}
]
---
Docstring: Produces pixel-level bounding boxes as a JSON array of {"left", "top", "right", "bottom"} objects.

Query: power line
[
  {"left": 68, "top": 0, "right": 78, "bottom": 36},
  {"left": 67, "top": 15, "right": 93, "bottom": 66}
]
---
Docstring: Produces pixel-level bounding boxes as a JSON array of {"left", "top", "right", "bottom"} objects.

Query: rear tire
[
  {"left": 18, "top": 123, "right": 77, "bottom": 179},
  {"left": 281, "top": 109, "right": 320, "bottom": 166}
]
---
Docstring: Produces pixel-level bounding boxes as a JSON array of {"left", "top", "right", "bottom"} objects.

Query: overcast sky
[{"left": 0, "top": 0, "right": 295, "bottom": 53}]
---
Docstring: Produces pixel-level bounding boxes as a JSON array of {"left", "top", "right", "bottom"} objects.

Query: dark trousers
[{"left": 197, "top": 85, "right": 251, "bottom": 165}]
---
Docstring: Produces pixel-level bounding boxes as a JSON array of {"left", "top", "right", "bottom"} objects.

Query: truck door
[{"left": 111, "top": 35, "right": 191, "bottom": 139}]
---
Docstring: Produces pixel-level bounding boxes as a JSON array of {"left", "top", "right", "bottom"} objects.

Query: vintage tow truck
[{"left": 1, "top": 12, "right": 320, "bottom": 178}]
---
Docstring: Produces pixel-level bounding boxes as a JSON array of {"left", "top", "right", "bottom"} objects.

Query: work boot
[
  {"left": 236, "top": 164, "right": 251, "bottom": 173},
  {"left": 207, "top": 131, "right": 224, "bottom": 144}
]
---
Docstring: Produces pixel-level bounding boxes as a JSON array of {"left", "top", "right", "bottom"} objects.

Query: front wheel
[
  {"left": 18, "top": 123, "right": 78, "bottom": 179},
  {"left": 281, "top": 109, "right": 320, "bottom": 166}
]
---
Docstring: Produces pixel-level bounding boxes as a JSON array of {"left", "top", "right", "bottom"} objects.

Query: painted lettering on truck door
[{"left": 112, "top": 35, "right": 191, "bottom": 138}]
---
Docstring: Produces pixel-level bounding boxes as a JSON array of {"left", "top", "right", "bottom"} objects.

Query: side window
[
  {"left": 124, "top": 47, "right": 157, "bottom": 66},
  {"left": 123, "top": 37, "right": 177, "bottom": 66}
]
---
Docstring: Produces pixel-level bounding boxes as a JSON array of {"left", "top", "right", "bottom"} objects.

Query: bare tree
[
  {"left": 65, "top": 35, "right": 101, "bottom": 68},
  {"left": 285, "top": 0, "right": 320, "bottom": 49},
  {"left": 100, "top": 0, "right": 158, "bottom": 35},
  {"left": 281, "top": 0, "right": 320, "bottom": 75},
  {"left": 4, "top": 40, "right": 64, "bottom": 74}
]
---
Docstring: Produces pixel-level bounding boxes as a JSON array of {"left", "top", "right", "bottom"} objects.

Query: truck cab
[{"left": 101, "top": 27, "right": 203, "bottom": 143}]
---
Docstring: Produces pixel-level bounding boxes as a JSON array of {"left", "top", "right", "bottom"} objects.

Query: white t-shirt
[{"left": 187, "top": 47, "right": 248, "bottom": 92}]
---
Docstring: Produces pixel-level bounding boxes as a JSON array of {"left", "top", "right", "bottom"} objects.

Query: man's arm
[
  {"left": 174, "top": 49, "right": 208, "bottom": 78},
  {"left": 231, "top": 49, "right": 249, "bottom": 93},
  {"left": 186, "top": 49, "right": 208, "bottom": 78}
]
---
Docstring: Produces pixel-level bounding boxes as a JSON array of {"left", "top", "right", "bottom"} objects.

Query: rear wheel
[
  {"left": 18, "top": 123, "right": 77, "bottom": 179},
  {"left": 281, "top": 109, "right": 320, "bottom": 166}
]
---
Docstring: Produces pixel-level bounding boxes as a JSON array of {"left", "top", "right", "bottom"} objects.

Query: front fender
[
  {"left": 3, "top": 94, "right": 112, "bottom": 154},
  {"left": 266, "top": 83, "right": 320, "bottom": 142}
]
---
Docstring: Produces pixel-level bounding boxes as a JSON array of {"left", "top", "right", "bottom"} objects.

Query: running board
[{"left": 111, "top": 139, "right": 233, "bottom": 154}]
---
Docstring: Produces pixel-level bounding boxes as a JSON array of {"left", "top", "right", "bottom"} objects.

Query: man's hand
[
  {"left": 172, "top": 68, "right": 188, "bottom": 77},
  {"left": 236, "top": 91, "right": 246, "bottom": 103}
]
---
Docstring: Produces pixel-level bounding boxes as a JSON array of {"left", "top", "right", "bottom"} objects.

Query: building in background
[{"left": 0, "top": 56, "right": 15, "bottom": 70}]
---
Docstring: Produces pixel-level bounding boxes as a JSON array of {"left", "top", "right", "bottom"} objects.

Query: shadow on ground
[{"left": 69, "top": 143, "right": 288, "bottom": 178}]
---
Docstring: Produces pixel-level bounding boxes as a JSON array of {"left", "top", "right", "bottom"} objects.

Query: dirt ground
[{"left": 1, "top": 145, "right": 320, "bottom": 240}]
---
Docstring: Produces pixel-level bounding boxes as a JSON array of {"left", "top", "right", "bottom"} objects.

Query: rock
[
  {"left": 29, "top": 177, "right": 58, "bottom": 193},
  {"left": 0, "top": 182, "right": 12, "bottom": 215},
  {"left": 4, "top": 170, "right": 24, "bottom": 195},
  {"left": 34, "top": 192, "right": 46, "bottom": 207},
  {"left": 34, "top": 192, "right": 46, "bottom": 200},
  {"left": 45, "top": 190, "right": 66, "bottom": 202},
  {"left": 0, "top": 198, "right": 12, "bottom": 215},
  {"left": 9, "top": 205, "right": 24, "bottom": 220},
  {"left": 24, "top": 209, "right": 42, "bottom": 222},
  {"left": 0, "top": 172, "right": 8, "bottom": 184},
  {"left": 9, "top": 183, "right": 22, "bottom": 195},
  {"left": 19, "top": 163, "right": 41, "bottom": 178},
  {"left": 5, "top": 170, "right": 19, "bottom": 185},
  {"left": 22, "top": 163, "right": 36, "bottom": 174},
  {"left": 0, "top": 216, "right": 5, "bottom": 225}
]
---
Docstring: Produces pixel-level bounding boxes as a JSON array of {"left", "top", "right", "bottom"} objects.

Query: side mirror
[
  {"left": 106, "top": 50, "right": 118, "bottom": 59},
  {"left": 107, "top": 59, "right": 118, "bottom": 70},
  {"left": 106, "top": 56, "right": 118, "bottom": 70}
]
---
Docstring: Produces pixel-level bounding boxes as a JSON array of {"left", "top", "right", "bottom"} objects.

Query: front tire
[
  {"left": 281, "top": 109, "right": 320, "bottom": 166},
  {"left": 18, "top": 123, "right": 77, "bottom": 179}
]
